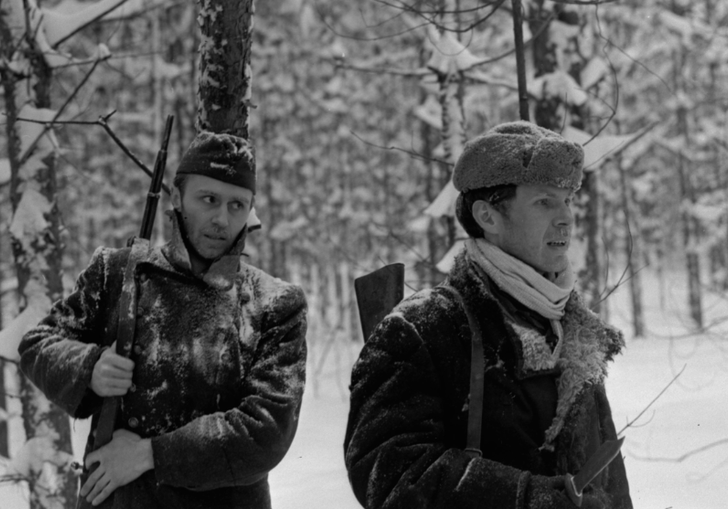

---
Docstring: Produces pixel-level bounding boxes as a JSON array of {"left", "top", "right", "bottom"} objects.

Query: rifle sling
[
  {"left": 93, "top": 238, "right": 149, "bottom": 450},
  {"left": 442, "top": 285, "right": 485, "bottom": 459}
]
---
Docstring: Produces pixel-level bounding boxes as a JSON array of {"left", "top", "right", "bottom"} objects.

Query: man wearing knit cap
[
  {"left": 19, "top": 131, "right": 307, "bottom": 509},
  {"left": 345, "top": 121, "right": 632, "bottom": 509}
]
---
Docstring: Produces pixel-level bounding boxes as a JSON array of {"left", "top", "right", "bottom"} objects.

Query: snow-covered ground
[{"left": 2, "top": 267, "right": 727, "bottom": 508}]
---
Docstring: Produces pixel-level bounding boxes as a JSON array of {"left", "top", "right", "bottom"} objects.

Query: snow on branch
[
  {"left": 426, "top": 27, "right": 490, "bottom": 75},
  {"left": 0, "top": 159, "right": 10, "bottom": 186},
  {"left": 561, "top": 124, "right": 654, "bottom": 171},
  {"left": 423, "top": 180, "right": 458, "bottom": 219},
  {"left": 0, "top": 281, "right": 52, "bottom": 361},
  {"left": 40, "top": 0, "right": 130, "bottom": 48}
]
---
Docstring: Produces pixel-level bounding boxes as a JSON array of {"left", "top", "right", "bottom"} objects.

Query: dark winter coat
[
  {"left": 19, "top": 215, "right": 307, "bottom": 509},
  {"left": 344, "top": 252, "right": 632, "bottom": 509}
]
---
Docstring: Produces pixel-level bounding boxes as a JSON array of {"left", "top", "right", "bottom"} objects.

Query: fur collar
[{"left": 449, "top": 252, "right": 624, "bottom": 449}]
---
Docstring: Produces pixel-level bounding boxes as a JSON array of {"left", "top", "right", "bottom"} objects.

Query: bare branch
[
  {"left": 630, "top": 438, "right": 728, "bottom": 463},
  {"left": 0, "top": 473, "right": 30, "bottom": 485},
  {"left": 349, "top": 129, "right": 450, "bottom": 166},
  {"left": 617, "top": 364, "right": 686, "bottom": 436},
  {"left": 548, "top": 0, "right": 617, "bottom": 4},
  {"left": 51, "top": 0, "right": 131, "bottom": 48},
  {"left": 332, "top": 59, "right": 429, "bottom": 78},
  {"left": 14, "top": 111, "right": 171, "bottom": 195},
  {"left": 18, "top": 52, "right": 111, "bottom": 167}
]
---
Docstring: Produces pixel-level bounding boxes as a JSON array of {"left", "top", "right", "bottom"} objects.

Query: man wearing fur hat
[
  {"left": 19, "top": 132, "right": 307, "bottom": 509},
  {"left": 345, "top": 121, "right": 631, "bottom": 509}
]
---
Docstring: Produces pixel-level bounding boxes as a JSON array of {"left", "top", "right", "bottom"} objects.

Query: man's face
[
  {"left": 172, "top": 174, "right": 254, "bottom": 261},
  {"left": 483, "top": 183, "right": 574, "bottom": 275}
]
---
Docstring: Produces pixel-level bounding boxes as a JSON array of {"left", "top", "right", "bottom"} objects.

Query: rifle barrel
[{"left": 139, "top": 115, "right": 174, "bottom": 240}]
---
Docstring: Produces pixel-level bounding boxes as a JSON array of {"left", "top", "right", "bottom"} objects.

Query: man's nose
[
  {"left": 554, "top": 202, "right": 574, "bottom": 227},
  {"left": 211, "top": 207, "right": 229, "bottom": 227}
]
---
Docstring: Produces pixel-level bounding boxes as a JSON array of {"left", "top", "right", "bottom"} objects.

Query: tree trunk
[
  {"left": 0, "top": 0, "right": 76, "bottom": 506},
  {"left": 579, "top": 173, "right": 605, "bottom": 313},
  {"left": 674, "top": 50, "right": 703, "bottom": 328},
  {"left": 617, "top": 157, "right": 645, "bottom": 337},
  {"left": 0, "top": 208, "right": 6, "bottom": 459},
  {"left": 197, "top": 0, "right": 255, "bottom": 138},
  {"left": 528, "top": 0, "right": 561, "bottom": 129},
  {"left": 0, "top": 361, "right": 7, "bottom": 459}
]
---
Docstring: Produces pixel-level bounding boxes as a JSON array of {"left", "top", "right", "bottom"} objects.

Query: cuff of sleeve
[
  {"left": 73, "top": 345, "right": 106, "bottom": 418},
  {"left": 516, "top": 470, "right": 532, "bottom": 509}
]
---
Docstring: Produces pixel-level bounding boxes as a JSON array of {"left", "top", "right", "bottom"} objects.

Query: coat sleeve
[
  {"left": 344, "top": 307, "right": 534, "bottom": 509},
  {"left": 18, "top": 247, "right": 113, "bottom": 419},
  {"left": 150, "top": 284, "right": 308, "bottom": 490}
]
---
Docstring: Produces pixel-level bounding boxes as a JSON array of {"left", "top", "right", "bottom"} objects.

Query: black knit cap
[{"left": 176, "top": 131, "right": 256, "bottom": 194}]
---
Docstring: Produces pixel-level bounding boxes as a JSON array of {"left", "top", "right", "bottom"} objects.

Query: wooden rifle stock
[
  {"left": 354, "top": 263, "right": 405, "bottom": 341},
  {"left": 78, "top": 116, "right": 174, "bottom": 509}
]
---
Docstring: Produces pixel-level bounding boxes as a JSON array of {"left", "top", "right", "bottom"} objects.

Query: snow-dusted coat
[
  {"left": 345, "top": 252, "right": 631, "bottom": 509},
  {"left": 19, "top": 215, "right": 307, "bottom": 509}
]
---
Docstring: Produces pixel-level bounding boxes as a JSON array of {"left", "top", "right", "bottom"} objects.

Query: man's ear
[
  {"left": 472, "top": 200, "right": 501, "bottom": 235},
  {"left": 171, "top": 186, "right": 182, "bottom": 210}
]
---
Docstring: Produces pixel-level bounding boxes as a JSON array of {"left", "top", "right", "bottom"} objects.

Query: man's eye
[
  {"left": 230, "top": 202, "right": 244, "bottom": 211},
  {"left": 202, "top": 196, "right": 216, "bottom": 204}
]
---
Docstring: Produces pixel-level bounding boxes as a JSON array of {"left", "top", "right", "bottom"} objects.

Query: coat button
[
  {"left": 139, "top": 273, "right": 148, "bottom": 283},
  {"left": 129, "top": 383, "right": 136, "bottom": 393},
  {"left": 133, "top": 344, "right": 143, "bottom": 355},
  {"left": 128, "top": 417, "right": 139, "bottom": 428}
]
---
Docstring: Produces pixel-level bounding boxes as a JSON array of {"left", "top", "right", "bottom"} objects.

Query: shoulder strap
[{"left": 442, "top": 285, "right": 485, "bottom": 459}]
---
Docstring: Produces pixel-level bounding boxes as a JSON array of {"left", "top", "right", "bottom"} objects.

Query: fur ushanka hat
[
  {"left": 452, "top": 121, "right": 584, "bottom": 193},
  {"left": 176, "top": 131, "right": 256, "bottom": 194}
]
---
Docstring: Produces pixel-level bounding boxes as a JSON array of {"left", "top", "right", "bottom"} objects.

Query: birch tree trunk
[
  {"left": 0, "top": 0, "right": 75, "bottom": 506},
  {"left": 432, "top": 0, "right": 467, "bottom": 246},
  {"left": 197, "top": 0, "right": 255, "bottom": 138}
]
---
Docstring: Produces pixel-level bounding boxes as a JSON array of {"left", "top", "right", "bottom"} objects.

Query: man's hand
[
  {"left": 90, "top": 341, "right": 134, "bottom": 397},
  {"left": 81, "top": 429, "right": 154, "bottom": 506}
]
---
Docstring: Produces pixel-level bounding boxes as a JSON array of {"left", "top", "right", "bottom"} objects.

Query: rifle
[
  {"left": 354, "top": 263, "right": 405, "bottom": 341},
  {"left": 78, "top": 115, "right": 174, "bottom": 508}
]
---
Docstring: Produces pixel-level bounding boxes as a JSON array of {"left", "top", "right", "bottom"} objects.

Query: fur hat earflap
[
  {"left": 453, "top": 121, "right": 584, "bottom": 193},
  {"left": 176, "top": 131, "right": 256, "bottom": 194}
]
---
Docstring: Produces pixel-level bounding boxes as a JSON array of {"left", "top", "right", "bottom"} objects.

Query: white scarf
[{"left": 465, "top": 238, "right": 575, "bottom": 322}]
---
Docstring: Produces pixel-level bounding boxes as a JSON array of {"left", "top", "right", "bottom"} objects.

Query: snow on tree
[{"left": 0, "top": 0, "right": 130, "bottom": 506}]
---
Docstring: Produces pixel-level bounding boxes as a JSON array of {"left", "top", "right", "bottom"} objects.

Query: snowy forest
[{"left": 1, "top": 0, "right": 727, "bottom": 508}]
